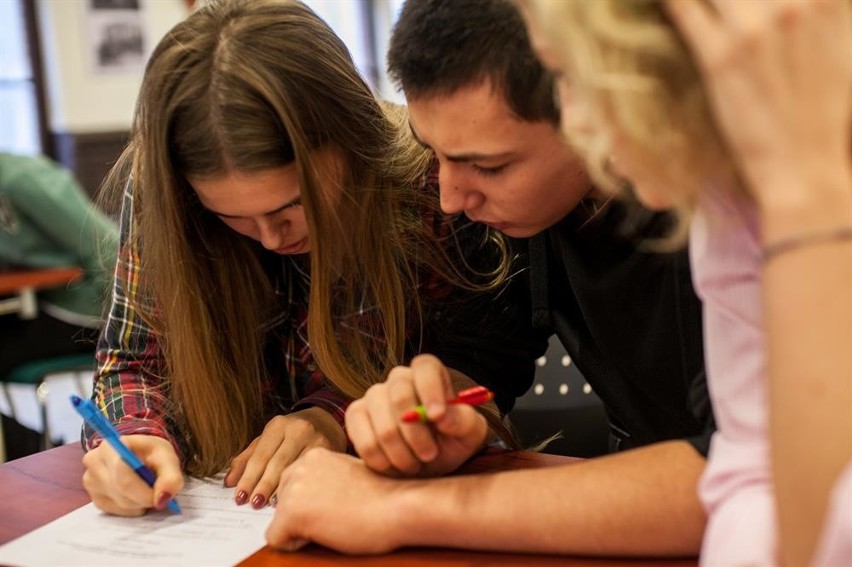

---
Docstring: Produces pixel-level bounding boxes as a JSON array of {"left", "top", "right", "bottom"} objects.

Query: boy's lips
[{"left": 469, "top": 215, "right": 511, "bottom": 232}]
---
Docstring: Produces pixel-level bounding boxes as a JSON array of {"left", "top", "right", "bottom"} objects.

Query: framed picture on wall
[{"left": 86, "top": 0, "right": 147, "bottom": 74}]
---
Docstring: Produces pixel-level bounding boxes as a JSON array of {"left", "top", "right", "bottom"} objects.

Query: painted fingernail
[
  {"left": 235, "top": 490, "right": 249, "bottom": 506},
  {"left": 155, "top": 492, "right": 173, "bottom": 511},
  {"left": 250, "top": 494, "right": 266, "bottom": 509},
  {"left": 269, "top": 494, "right": 278, "bottom": 508}
]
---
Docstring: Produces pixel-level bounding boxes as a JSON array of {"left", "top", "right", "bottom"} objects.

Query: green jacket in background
[{"left": 0, "top": 153, "right": 119, "bottom": 327}]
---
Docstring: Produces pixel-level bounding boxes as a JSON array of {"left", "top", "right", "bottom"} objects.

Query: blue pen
[{"left": 70, "top": 394, "right": 181, "bottom": 514}]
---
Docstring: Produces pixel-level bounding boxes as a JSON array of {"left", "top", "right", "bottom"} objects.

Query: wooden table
[
  {"left": 0, "top": 267, "right": 83, "bottom": 319},
  {"left": 0, "top": 444, "right": 697, "bottom": 566}
]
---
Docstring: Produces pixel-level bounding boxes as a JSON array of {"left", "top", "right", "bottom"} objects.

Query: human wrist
[
  {"left": 762, "top": 226, "right": 852, "bottom": 263},
  {"left": 748, "top": 140, "right": 849, "bottom": 199},
  {"left": 756, "top": 168, "right": 852, "bottom": 243},
  {"left": 393, "top": 477, "right": 467, "bottom": 548},
  {"left": 299, "top": 406, "right": 348, "bottom": 453},
  {"left": 388, "top": 481, "right": 432, "bottom": 548}
]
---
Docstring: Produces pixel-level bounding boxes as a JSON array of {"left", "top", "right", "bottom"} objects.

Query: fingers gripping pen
[{"left": 71, "top": 394, "right": 181, "bottom": 514}]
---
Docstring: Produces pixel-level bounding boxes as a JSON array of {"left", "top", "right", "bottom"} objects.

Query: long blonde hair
[
  {"left": 523, "top": 0, "right": 733, "bottom": 241},
  {"left": 104, "top": 0, "right": 507, "bottom": 476}
]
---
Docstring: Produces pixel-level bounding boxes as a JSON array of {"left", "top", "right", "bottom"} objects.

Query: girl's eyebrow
[{"left": 207, "top": 196, "right": 301, "bottom": 219}]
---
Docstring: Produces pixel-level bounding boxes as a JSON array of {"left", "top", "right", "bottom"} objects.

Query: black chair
[{"left": 509, "top": 336, "right": 609, "bottom": 457}]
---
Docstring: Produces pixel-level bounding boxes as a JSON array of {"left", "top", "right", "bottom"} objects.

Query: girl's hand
[
  {"left": 224, "top": 407, "right": 347, "bottom": 508},
  {"left": 345, "top": 354, "right": 491, "bottom": 477},
  {"left": 82, "top": 434, "right": 183, "bottom": 516}
]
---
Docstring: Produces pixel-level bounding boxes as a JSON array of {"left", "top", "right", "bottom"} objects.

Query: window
[
  {"left": 304, "top": 0, "right": 406, "bottom": 102},
  {"left": 0, "top": 0, "right": 42, "bottom": 156},
  {"left": 0, "top": 0, "right": 407, "bottom": 157},
  {"left": 371, "top": 0, "right": 407, "bottom": 102},
  {"left": 304, "top": 1, "right": 375, "bottom": 89}
]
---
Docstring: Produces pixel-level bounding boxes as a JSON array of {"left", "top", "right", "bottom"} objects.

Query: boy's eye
[{"left": 472, "top": 164, "right": 508, "bottom": 177}]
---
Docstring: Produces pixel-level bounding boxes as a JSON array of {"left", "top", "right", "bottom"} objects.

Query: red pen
[{"left": 400, "top": 385, "right": 494, "bottom": 423}]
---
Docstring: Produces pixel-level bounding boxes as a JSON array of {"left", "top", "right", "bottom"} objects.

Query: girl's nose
[{"left": 256, "top": 217, "right": 287, "bottom": 251}]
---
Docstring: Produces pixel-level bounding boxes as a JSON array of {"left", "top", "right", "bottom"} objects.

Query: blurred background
[{"left": 1, "top": 0, "right": 408, "bottom": 195}]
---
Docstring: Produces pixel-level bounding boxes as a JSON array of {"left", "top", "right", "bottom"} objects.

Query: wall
[
  {"left": 37, "top": 0, "right": 187, "bottom": 134},
  {"left": 33, "top": 0, "right": 397, "bottom": 197}
]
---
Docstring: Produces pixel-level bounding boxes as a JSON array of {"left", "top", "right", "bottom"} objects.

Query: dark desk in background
[
  {"left": 0, "top": 444, "right": 697, "bottom": 567},
  {"left": 0, "top": 267, "right": 83, "bottom": 319}
]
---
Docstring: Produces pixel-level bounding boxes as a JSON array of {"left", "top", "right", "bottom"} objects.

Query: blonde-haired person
[
  {"left": 82, "top": 0, "right": 541, "bottom": 516},
  {"left": 520, "top": 0, "right": 852, "bottom": 565}
]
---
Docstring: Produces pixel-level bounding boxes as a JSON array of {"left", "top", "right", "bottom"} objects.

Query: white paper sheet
[{"left": 0, "top": 474, "right": 274, "bottom": 567}]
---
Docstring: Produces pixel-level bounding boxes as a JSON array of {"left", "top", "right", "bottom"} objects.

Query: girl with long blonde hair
[
  {"left": 521, "top": 0, "right": 852, "bottom": 564},
  {"left": 82, "top": 0, "right": 536, "bottom": 516}
]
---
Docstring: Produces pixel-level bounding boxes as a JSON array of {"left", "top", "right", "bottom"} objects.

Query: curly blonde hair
[{"left": 521, "top": 0, "right": 735, "bottom": 241}]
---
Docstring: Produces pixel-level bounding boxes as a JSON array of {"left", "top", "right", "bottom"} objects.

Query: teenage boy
[{"left": 265, "top": 0, "right": 713, "bottom": 556}]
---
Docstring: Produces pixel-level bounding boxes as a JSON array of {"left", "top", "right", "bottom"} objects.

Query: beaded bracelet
[{"left": 762, "top": 226, "right": 852, "bottom": 263}]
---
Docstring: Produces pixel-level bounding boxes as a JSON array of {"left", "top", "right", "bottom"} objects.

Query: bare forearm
[
  {"left": 397, "top": 440, "right": 706, "bottom": 556},
  {"left": 762, "top": 173, "right": 852, "bottom": 565}
]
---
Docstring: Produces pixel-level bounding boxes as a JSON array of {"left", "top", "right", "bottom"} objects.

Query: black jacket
[{"left": 518, "top": 201, "right": 714, "bottom": 456}]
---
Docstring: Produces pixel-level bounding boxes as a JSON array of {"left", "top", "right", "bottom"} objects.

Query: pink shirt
[
  {"left": 689, "top": 188, "right": 776, "bottom": 565},
  {"left": 813, "top": 461, "right": 852, "bottom": 565},
  {"left": 690, "top": 188, "right": 851, "bottom": 565}
]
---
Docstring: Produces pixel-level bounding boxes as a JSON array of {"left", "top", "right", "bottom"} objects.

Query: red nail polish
[
  {"left": 155, "top": 492, "right": 173, "bottom": 511},
  {"left": 235, "top": 490, "right": 249, "bottom": 505},
  {"left": 250, "top": 494, "right": 266, "bottom": 509}
]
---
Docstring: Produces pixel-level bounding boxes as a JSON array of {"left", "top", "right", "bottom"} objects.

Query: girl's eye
[
  {"left": 272, "top": 199, "right": 302, "bottom": 216},
  {"left": 472, "top": 164, "right": 508, "bottom": 177}
]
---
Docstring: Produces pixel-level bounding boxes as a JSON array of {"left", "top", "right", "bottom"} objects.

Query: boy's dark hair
[{"left": 387, "top": 0, "right": 558, "bottom": 124}]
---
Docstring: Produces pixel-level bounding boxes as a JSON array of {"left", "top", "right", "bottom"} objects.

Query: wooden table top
[
  {"left": 0, "top": 266, "right": 83, "bottom": 296},
  {"left": 0, "top": 444, "right": 697, "bottom": 567}
]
